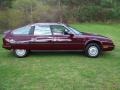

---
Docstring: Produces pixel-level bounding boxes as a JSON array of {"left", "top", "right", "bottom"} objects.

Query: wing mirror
[
  {"left": 64, "top": 29, "right": 74, "bottom": 37},
  {"left": 69, "top": 33, "right": 74, "bottom": 37},
  {"left": 66, "top": 31, "right": 74, "bottom": 37}
]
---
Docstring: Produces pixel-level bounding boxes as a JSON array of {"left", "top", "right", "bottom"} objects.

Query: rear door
[{"left": 29, "top": 25, "right": 53, "bottom": 50}]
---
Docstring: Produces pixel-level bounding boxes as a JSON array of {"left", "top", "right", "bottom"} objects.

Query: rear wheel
[
  {"left": 14, "top": 49, "right": 28, "bottom": 58},
  {"left": 85, "top": 43, "right": 101, "bottom": 58}
]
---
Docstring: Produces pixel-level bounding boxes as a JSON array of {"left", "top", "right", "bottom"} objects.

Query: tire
[
  {"left": 14, "top": 49, "right": 28, "bottom": 58},
  {"left": 85, "top": 43, "right": 101, "bottom": 58}
]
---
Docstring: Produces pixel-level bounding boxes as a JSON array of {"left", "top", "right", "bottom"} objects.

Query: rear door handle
[{"left": 30, "top": 37, "right": 53, "bottom": 42}]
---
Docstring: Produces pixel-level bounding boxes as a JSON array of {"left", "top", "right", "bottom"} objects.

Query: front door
[{"left": 50, "top": 25, "right": 83, "bottom": 50}]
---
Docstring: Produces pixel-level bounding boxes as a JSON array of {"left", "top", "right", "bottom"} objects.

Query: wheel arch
[{"left": 85, "top": 40, "right": 103, "bottom": 50}]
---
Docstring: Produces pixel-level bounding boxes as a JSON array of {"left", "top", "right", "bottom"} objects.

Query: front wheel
[
  {"left": 85, "top": 43, "right": 101, "bottom": 58},
  {"left": 14, "top": 49, "right": 28, "bottom": 58}
]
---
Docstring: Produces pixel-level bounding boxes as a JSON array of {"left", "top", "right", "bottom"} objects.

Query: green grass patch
[{"left": 0, "top": 23, "right": 120, "bottom": 90}]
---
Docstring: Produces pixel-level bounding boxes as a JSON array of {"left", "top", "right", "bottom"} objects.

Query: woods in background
[{"left": 0, "top": 0, "right": 120, "bottom": 32}]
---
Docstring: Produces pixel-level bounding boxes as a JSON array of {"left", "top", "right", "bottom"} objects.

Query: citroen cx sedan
[{"left": 2, "top": 23, "right": 114, "bottom": 58}]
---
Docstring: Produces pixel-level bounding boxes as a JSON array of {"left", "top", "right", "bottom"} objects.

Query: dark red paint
[{"left": 2, "top": 23, "right": 115, "bottom": 52}]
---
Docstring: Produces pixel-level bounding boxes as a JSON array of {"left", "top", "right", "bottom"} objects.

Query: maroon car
[{"left": 2, "top": 23, "right": 114, "bottom": 58}]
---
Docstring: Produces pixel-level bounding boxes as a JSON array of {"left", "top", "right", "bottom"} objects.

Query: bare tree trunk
[
  {"left": 58, "top": 0, "right": 63, "bottom": 23},
  {"left": 30, "top": 5, "right": 33, "bottom": 23}
]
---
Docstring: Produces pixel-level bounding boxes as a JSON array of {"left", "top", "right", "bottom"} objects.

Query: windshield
[{"left": 68, "top": 26, "right": 82, "bottom": 35}]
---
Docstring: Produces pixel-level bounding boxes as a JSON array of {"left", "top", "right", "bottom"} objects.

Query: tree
[
  {"left": 12, "top": 0, "right": 38, "bottom": 23},
  {"left": 0, "top": 0, "right": 14, "bottom": 9}
]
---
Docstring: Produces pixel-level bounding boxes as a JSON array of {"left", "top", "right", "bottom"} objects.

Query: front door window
[{"left": 51, "top": 25, "right": 68, "bottom": 35}]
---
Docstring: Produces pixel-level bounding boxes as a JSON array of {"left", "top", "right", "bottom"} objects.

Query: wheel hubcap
[
  {"left": 15, "top": 49, "right": 26, "bottom": 57},
  {"left": 88, "top": 46, "right": 98, "bottom": 57}
]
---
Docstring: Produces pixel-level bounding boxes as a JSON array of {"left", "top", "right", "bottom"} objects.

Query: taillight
[
  {"left": 4, "top": 38, "right": 16, "bottom": 44},
  {"left": 3, "top": 39, "right": 9, "bottom": 47}
]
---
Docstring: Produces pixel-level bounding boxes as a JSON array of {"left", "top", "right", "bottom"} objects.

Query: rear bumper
[
  {"left": 2, "top": 45, "right": 11, "bottom": 50},
  {"left": 2, "top": 38, "right": 12, "bottom": 50}
]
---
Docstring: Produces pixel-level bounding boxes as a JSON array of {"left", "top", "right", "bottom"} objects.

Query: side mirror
[
  {"left": 69, "top": 33, "right": 74, "bottom": 37},
  {"left": 64, "top": 30, "right": 74, "bottom": 37}
]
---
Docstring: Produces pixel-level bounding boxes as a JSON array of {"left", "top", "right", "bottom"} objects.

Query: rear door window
[{"left": 34, "top": 26, "right": 52, "bottom": 36}]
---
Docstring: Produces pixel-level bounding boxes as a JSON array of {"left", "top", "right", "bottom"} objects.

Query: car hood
[{"left": 82, "top": 32, "right": 109, "bottom": 39}]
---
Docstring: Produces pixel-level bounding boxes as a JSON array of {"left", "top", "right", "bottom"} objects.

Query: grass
[{"left": 0, "top": 23, "right": 120, "bottom": 90}]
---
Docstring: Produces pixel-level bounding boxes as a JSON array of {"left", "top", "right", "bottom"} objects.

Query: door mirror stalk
[
  {"left": 69, "top": 33, "right": 74, "bottom": 37},
  {"left": 64, "top": 31, "right": 74, "bottom": 37}
]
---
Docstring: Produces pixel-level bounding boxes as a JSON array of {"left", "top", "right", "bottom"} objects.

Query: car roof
[{"left": 30, "top": 23, "right": 66, "bottom": 26}]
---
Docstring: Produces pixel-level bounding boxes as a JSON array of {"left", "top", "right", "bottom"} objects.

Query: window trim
[{"left": 29, "top": 26, "right": 35, "bottom": 35}]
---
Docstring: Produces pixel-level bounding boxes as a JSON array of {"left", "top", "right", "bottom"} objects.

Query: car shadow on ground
[
  {"left": 4, "top": 50, "right": 116, "bottom": 59},
  {"left": 28, "top": 51, "right": 86, "bottom": 58}
]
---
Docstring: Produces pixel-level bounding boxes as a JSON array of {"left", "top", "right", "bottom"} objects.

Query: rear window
[{"left": 12, "top": 26, "right": 31, "bottom": 35}]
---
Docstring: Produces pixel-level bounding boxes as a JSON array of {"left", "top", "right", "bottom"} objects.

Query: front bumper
[{"left": 102, "top": 42, "right": 115, "bottom": 51}]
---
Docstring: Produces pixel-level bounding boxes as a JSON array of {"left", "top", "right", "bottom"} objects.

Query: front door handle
[{"left": 53, "top": 38, "right": 72, "bottom": 42}]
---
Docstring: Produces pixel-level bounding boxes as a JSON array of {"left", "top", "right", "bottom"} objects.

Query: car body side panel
[
  {"left": 10, "top": 35, "right": 32, "bottom": 50},
  {"left": 3, "top": 33, "right": 115, "bottom": 51},
  {"left": 29, "top": 35, "right": 54, "bottom": 50},
  {"left": 53, "top": 35, "right": 85, "bottom": 50},
  {"left": 2, "top": 23, "right": 115, "bottom": 52}
]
